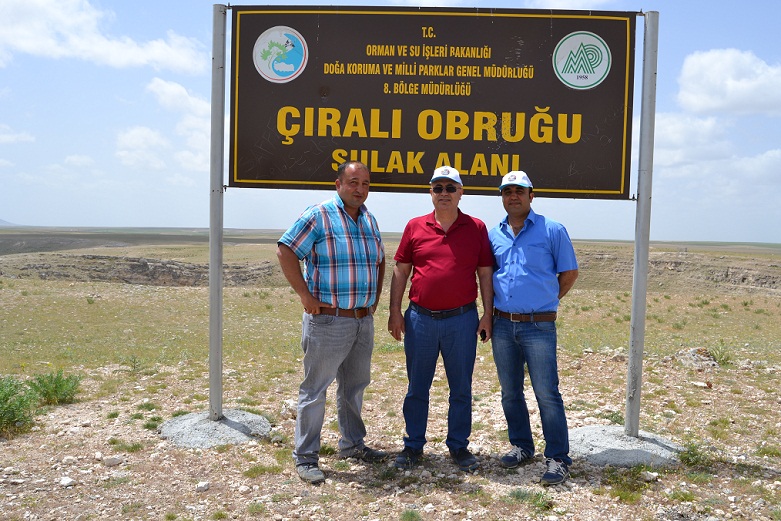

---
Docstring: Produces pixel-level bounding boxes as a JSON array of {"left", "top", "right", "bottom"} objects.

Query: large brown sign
[{"left": 229, "top": 6, "right": 637, "bottom": 198}]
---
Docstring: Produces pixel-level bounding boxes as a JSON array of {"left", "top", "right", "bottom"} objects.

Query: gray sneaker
[
  {"left": 500, "top": 446, "right": 533, "bottom": 469},
  {"left": 540, "top": 458, "right": 569, "bottom": 485},
  {"left": 296, "top": 463, "right": 325, "bottom": 484}
]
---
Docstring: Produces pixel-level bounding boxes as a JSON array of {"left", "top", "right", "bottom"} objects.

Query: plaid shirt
[{"left": 279, "top": 196, "right": 384, "bottom": 309}]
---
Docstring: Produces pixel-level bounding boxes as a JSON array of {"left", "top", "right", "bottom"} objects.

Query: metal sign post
[
  {"left": 208, "top": 4, "right": 227, "bottom": 421},
  {"left": 625, "top": 11, "right": 659, "bottom": 437}
]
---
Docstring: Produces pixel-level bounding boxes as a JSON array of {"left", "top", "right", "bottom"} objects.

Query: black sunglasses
[{"left": 432, "top": 185, "right": 458, "bottom": 194}]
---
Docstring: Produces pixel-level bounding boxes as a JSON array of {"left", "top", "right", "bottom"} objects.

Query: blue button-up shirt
[
  {"left": 279, "top": 195, "right": 384, "bottom": 309},
  {"left": 489, "top": 208, "right": 578, "bottom": 313}
]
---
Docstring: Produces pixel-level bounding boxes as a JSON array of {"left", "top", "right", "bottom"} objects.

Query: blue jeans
[
  {"left": 402, "top": 305, "right": 478, "bottom": 452},
  {"left": 293, "top": 312, "right": 374, "bottom": 465},
  {"left": 491, "top": 316, "right": 571, "bottom": 465}
]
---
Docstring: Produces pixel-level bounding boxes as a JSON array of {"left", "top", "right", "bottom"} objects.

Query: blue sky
[{"left": 1, "top": 0, "right": 780, "bottom": 243}]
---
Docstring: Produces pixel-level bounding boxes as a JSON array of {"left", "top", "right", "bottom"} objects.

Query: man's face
[
  {"left": 501, "top": 185, "right": 533, "bottom": 218},
  {"left": 430, "top": 181, "right": 462, "bottom": 210},
  {"left": 335, "top": 165, "right": 370, "bottom": 210}
]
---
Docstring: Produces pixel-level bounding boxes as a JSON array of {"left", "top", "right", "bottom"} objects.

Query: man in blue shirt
[
  {"left": 277, "top": 161, "right": 387, "bottom": 484},
  {"left": 488, "top": 171, "right": 578, "bottom": 485}
]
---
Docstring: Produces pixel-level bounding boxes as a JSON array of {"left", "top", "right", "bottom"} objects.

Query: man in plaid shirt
[{"left": 277, "top": 160, "right": 387, "bottom": 484}]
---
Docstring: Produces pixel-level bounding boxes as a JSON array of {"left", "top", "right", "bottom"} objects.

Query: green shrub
[
  {"left": 400, "top": 511, "right": 422, "bottom": 521},
  {"left": 28, "top": 370, "right": 82, "bottom": 406},
  {"left": 505, "top": 488, "right": 555, "bottom": 512},
  {"left": 708, "top": 340, "right": 732, "bottom": 366},
  {"left": 0, "top": 376, "right": 39, "bottom": 436},
  {"left": 679, "top": 440, "right": 717, "bottom": 469}
]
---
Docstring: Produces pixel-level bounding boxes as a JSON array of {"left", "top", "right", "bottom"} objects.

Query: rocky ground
[
  {"left": 2, "top": 347, "right": 780, "bottom": 521},
  {"left": 1, "top": 233, "right": 780, "bottom": 520}
]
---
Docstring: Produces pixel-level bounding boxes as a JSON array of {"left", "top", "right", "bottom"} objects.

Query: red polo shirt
[{"left": 394, "top": 209, "right": 493, "bottom": 311}]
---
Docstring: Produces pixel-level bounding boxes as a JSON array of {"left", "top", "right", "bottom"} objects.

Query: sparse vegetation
[
  {"left": 0, "top": 376, "right": 38, "bottom": 436},
  {"left": 27, "top": 369, "right": 82, "bottom": 406},
  {"left": 0, "top": 370, "right": 83, "bottom": 437},
  {"left": 505, "top": 487, "right": 555, "bottom": 512}
]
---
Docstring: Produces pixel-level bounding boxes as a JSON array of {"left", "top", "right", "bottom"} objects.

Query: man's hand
[
  {"left": 477, "top": 314, "right": 492, "bottom": 343},
  {"left": 301, "top": 293, "right": 334, "bottom": 315},
  {"left": 388, "top": 310, "right": 405, "bottom": 341},
  {"left": 388, "top": 261, "right": 412, "bottom": 341}
]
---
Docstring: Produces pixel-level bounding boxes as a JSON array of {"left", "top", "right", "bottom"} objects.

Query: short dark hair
[{"left": 337, "top": 160, "right": 369, "bottom": 179}]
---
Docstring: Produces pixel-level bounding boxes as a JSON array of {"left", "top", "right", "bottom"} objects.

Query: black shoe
[
  {"left": 450, "top": 447, "right": 479, "bottom": 472},
  {"left": 339, "top": 445, "right": 389, "bottom": 462},
  {"left": 394, "top": 447, "right": 423, "bottom": 470}
]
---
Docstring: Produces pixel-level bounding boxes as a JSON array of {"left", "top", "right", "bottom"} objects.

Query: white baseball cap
[
  {"left": 430, "top": 166, "right": 463, "bottom": 185},
  {"left": 499, "top": 171, "right": 533, "bottom": 191}
]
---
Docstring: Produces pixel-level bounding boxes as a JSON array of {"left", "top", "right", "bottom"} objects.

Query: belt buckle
[{"left": 430, "top": 309, "right": 445, "bottom": 319}]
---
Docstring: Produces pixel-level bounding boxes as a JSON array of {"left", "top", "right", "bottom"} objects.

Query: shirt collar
[
  {"left": 334, "top": 195, "right": 366, "bottom": 217},
  {"left": 425, "top": 208, "right": 465, "bottom": 228},
  {"left": 501, "top": 208, "right": 537, "bottom": 230}
]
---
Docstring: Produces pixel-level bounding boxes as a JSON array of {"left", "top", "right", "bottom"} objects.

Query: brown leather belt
[
  {"left": 317, "top": 307, "right": 371, "bottom": 319},
  {"left": 493, "top": 309, "right": 557, "bottom": 322}
]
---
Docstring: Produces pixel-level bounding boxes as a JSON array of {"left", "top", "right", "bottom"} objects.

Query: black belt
[
  {"left": 493, "top": 309, "right": 557, "bottom": 322},
  {"left": 410, "top": 301, "right": 476, "bottom": 320},
  {"left": 318, "top": 307, "right": 371, "bottom": 319}
]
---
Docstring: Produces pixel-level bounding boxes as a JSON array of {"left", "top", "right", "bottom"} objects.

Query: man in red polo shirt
[{"left": 388, "top": 165, "right": 494, "bottom": 472}]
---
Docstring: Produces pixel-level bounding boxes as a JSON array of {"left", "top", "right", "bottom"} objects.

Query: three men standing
[{"left": 277, "top": 163, "right": 577, "bottom": 486}]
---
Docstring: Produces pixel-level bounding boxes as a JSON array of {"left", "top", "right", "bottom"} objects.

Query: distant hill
[{"left": 0, "top": 219, "right": 19, "bottom": 227}]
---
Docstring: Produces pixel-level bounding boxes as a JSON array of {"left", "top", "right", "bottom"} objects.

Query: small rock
[
  {"left": 196, "top": 481, "right": 210, "bottom": 492},
  {"left": 640, "top": 471, "right": 659, "bottom": 482},
  {"left": 281, "top": 399, "right": 297, "bottom": 419},
  {"left": 102, "top": 456, "right": 123, "bottom": 467},
  {"left": 60, "top": 476, "right": 77, "bottom": 487}
]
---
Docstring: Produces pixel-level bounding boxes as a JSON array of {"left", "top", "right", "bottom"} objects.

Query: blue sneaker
[
  {"left": 500, "top": 446, "right": 533, "bottom": 469},
  {"left": 540, "top": 458, "right": 569, "bottom": 485}
]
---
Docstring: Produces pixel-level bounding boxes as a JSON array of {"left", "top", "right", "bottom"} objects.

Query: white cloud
[
  {"left": 64, "top": 154, "right": 95, "bottom": 167},
  {"left": 0, "top": 124, "right": 34, "bottom": 144},
  {"left": 677, "top": 49, "right": 781, "bottom": 115},
  {"left": 116, "top": 126, "right": 169, "bottom": 170},
  {"left": 656, "top": 143, "right": 781, "bottom": 203},
  {"left": 146, "top": 78, "right": 210, "bottom": 117},
  {"left": 146, "top": 78, "right": 210, "bottom": 173},
  {"left": 738, "top": 148, "right": 781, "bottom": 188},
  {"left": 653, "top": 113, "right": 733, "bottom": 168},
  {"left": 0, "top": 0, "right": 207, "bottom": 74}
]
